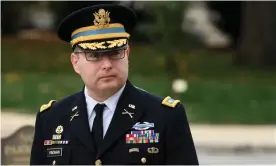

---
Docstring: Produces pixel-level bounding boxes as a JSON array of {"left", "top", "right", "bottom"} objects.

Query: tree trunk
[{"left": 235, "top": 2, "right": 276, "bottom": 67}]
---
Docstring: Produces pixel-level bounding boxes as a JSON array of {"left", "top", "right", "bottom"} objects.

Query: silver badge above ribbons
[{"left": 132, "top": 122, "right": 154, "bottom": 130}]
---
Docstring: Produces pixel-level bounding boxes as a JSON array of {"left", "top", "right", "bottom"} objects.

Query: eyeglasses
[{"left": 74, "top": 47, "right": 127, "bottom": 61}]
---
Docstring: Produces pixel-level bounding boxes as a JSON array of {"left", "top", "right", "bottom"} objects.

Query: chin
[{"left": 98, "top": 79, "right": 121, "bottom": 91}]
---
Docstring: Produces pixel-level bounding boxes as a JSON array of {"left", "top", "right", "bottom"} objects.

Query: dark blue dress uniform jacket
[{"left": 30, "top": 80, "right": 199, "bottom": 165}]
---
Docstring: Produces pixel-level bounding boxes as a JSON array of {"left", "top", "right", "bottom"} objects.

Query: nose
[{"left": 101, "top": 55, "right": 112, "bottom": 70}]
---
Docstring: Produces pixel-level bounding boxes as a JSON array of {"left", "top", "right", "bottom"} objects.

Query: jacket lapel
[
  {"left": 97, "top": 80, "right": 145, "bottom": 158},
  {"left": 69, "top": 90, "right": 96, "bottom": 153}
]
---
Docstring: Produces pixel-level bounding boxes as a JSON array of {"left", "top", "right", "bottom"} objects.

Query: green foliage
[
  {"left": 2, "top": 39, "right": 72, "bottom": 73},
  {"left": 141, "top": 2, "right": 201, "bottom": 48},
  {"left": 138, "top": 2, "right": 203, "bottom": 81},
  {"left": 2, "top": 73, "right": 82, "bottom": 111}
]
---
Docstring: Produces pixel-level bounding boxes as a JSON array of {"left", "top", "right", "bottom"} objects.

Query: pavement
[{"left": 1, "top": 111, "right": 276, "bottom": 151}]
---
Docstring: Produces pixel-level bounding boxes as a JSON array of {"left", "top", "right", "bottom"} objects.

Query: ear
[
  {"left": 126, "top": 45, "right": 130, "bottom": 57},
  {"left": 70, "top": 53, "right": 80, "bottom": 74}
]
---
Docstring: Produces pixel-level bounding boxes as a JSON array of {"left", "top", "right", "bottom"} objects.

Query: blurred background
[{"left": 1, "top": 1, "right": 276, "bottom": 165}]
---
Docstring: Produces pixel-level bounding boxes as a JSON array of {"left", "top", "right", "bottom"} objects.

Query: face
[{"left": 71, "top": 45, "right": 130, "bottom": 96}]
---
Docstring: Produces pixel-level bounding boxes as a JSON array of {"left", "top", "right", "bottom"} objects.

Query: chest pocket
[{"left": 44, "top": 145, "right": 70, "bottom": 165}]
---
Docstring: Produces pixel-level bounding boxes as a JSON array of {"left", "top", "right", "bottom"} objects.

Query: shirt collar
[{"left": 84, "top": 83, "right": 126, "bottom": 117}]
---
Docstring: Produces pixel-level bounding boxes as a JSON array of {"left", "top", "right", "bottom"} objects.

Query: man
[{"left": 30, "top": 4, "right": 198, "bottom": 165}]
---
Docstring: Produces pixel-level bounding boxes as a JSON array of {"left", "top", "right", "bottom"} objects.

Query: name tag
[{"left": 47, "top": 148, "right": 62, "bottom": 157}]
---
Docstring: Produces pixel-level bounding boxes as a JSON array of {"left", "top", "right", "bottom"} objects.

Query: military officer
[{"left": 30, "top": 4, "right": 199, "bottom": 165}]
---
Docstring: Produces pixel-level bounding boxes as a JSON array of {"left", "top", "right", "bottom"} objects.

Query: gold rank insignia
[
  {"left": 162, "top": 96, "right": 180, "bottom": 108},
  {"left": 40, "top": 100, "right": 56, "bottom": 112}
]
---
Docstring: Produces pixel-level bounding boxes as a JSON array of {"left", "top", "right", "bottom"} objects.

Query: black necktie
[{"left": 91, "top": 103, "right": 105, "bottom": 152}]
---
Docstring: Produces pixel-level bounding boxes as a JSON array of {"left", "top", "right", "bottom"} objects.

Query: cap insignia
[{"left": 93, "top": 9, "right": 110, "bottom": 28}]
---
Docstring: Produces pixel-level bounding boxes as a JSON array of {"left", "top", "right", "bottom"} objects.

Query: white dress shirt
[{"left": 84, "top": 84, "right": 125, "bottom": 137}]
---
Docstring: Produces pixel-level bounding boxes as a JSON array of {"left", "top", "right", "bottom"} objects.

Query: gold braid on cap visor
[{"left": 70, "top": 23, "right": 130, "bottom": 47}]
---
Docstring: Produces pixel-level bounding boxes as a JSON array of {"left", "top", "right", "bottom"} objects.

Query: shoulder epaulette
[
  {"left": 162, "top": 96, "right": 180, "bottom": 108},
  {"left": 40, "top": 100, "right": 56, "bottom": 112}
]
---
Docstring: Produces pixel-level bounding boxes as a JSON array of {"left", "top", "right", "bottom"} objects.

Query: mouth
[{"left": 99, "top": 75, "right": 116, "bottom": 79}]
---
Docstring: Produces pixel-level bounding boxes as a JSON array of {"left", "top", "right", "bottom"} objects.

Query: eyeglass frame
[{"left": 73, "top": 46, "right": 128, "bottom": 61}]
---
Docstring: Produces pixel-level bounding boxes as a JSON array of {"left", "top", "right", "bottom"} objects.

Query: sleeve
[
  {"left": 30, "top": 112, "right": 44, "bottom": 165},
  {"left": 164, "top": 103, "right": 199, "bottom": 165}
]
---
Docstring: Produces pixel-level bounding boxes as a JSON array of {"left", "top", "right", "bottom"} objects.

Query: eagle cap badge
[{"left": 93, "top": 9, "right": 110, "bottom": 28}]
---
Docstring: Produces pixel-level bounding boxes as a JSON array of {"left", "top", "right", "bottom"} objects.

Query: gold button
[
  {"left": 95, "top": 159, "right": 102, "bottom": 166},
  {"left": 141, "top": 157, "right": 147, "bottom": 164}
]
